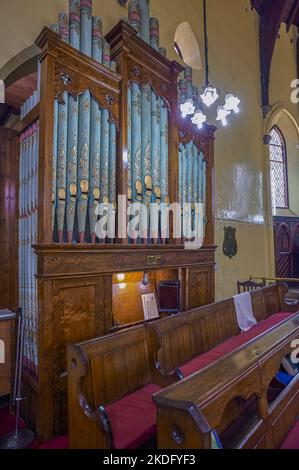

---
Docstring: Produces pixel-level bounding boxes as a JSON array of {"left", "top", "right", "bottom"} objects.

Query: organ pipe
[
  {"left": 69, "top": 0, "right": 80, "bottom": 49},
  {"left": 80, "top": 0, "right": 92, "bottom": 56},
  {"left": 56, "top": 93, "right": 68, "bottom": 242},
  {"left": 92, "top": 16, "right": 103, "bottom": 63},
  {"left": 77, "top": 90, "right": 91, "bottom": 243}
]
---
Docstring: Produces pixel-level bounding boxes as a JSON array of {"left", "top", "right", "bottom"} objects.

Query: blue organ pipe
[
  {"left": 139, "top": 0, "right": 150, "bottom": 44},
  {"left": 141, "top": 83, "right": 151, "bottom": 241},
  {"left": 52, "top": 101, "right": 58, "bottom": 233},
  {"left": 186, "top": 141, "right": 193, "bottom": 238},
  {"left": 151, "top": 89, "right": 161, "bottom": 242},
  {"left": 150, "top": 17, "right": 159, "bottom": 51},
  {"left": 59, "top": 13, "right": 69, "bottom": 44},
  {"left": 89, "top": 98, "right": 101, "bottom": 243},
  {"left": 57, "top": 93, "right": 68, "bottom": 242},
  {"left": 202, "top": 158, "right": 207, "bottom": 205},
  {"left": 184, "top": 66, "right": 193, "bottom": 99},
  {"left": 141, "top": 84, "right": 152, "bottom": 196},
  {"left": 182, "top": 144, "right": 187, "bottom": 239},
  {"left": 160, "top": 98, "right": 168, "bottom": 204},
  {"left": 66, "top": 95, "right": 78, "bottom": 243},
  {"left": 109, "top": 123, "right": 117, "bottom": 240},
  {"left": 102, "top": 40, "right": 111, "bottom": 68},
  {"left": 160, "top": 98, "right": 168, "bottom": 241},
  {"left": 202, "top": 158, "right": 207, "bottom": 239},
  {"left": 151, "top": 90, "right": 161, "bottom": 204},
  {"left": 128, "top": 0, "right": 141, "bottom": 36},
  {"left": 198, "top": 151, "right": 204, "bottom": 203},
  {"left": 131, "top": 83, "right": 142, "bottom": 203},
  {"left": 100, "top": 108, "right": 110, "bottom": 243},
  {"left": 77, "top": 90, "right": 91, "bottom": 243},
  {"left": 80, "top": 0, "right": 92, "bottom": 56},
  {"left": 69, "top": 0, "right": 80, "bottom": 49},
  {"left": 127, "top": 87, "right": 132, "bottom": 205},
  {"left": 92, "top": 16, "right": 103, "bottom": 63}
]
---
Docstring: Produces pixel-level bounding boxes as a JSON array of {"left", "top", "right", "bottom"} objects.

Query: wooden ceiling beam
[{"left": 259, "top": 0, "right": 287, "bottom": 114}]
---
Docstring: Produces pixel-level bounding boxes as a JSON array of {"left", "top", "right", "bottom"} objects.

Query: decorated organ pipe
[
  {"left": 52, "top": 102, "right": 58, "bottom": 233},
  {"left": 92, "top": 16, "right": 103, "bottom": 62},
  {"left": 66, "top": 95, "right": 78, "bottom": 243},
  {"left": 89, "top": 98, "right": 101, "bottom": 243},
  {"left": 80, "top": 0, "right": 92, "bottom": 56},
  {"left": 109, "top": 123, "right": 117, "bottom": 240},
  {"left": 69, "top": 0, "right": 80, "bottom": 50},
  {"left": 128, "top": 0, "right": 141, "bottom": 36},
  {"left": 150, "top": 17, "right": 159, "bottom": 51},
  {"left": 56, "top": 93, "right": 68, "bottom": 242},
  {"left": 160, "top": 98, "right": 169, "bottom": 242},
  {"left": 127, "top": 87, "right": 132, "bottom": 205},
  {"left": 77, "top": 90, "right": 91, "bottom": 243},
  {"left": 59, "top": 12, "right": 70, "bottom": 44},
  {"left": 178, "top": 139, "right": 207, "bottom": 242},
  {"left": 141, "top": 83, "right": 152, "bottom": 241},
  {"left": 139, "top": 0, "right": 150, "bottom": 44}
]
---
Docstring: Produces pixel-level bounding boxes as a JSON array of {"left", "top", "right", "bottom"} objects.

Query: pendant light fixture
[{"left": 180, "top": 0, "right": 241, "bottom": 128}]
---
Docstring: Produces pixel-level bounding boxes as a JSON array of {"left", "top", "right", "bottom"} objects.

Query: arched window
[{"left": 269, "top": 127, "right": 289, "bottom": 209}]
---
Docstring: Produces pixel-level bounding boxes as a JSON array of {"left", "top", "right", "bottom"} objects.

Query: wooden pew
[
  {"left": 67, "top": 325, "right": 175, "bottom": 449},
  {"left": 146, "top": 283, "right": 298, "bottom": 379},
  {"left": 154, "top": 313, "right": 299, "bottom": 449},
  {"left": 67, "top": 283, "right": 298, "bottom": 449}
]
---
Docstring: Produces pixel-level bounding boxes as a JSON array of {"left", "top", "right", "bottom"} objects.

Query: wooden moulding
[{"left": 34, "top": 244, "right": 217, "bottom": 279}]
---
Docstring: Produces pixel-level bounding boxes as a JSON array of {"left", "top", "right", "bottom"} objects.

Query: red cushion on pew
[
  {"left": 180, "top": 312, "right": 295, "bottom": 378},
  {"left": 106, "top": 383, "right": 162, "bottom": 449},
  {"left": 180, "top": 336, "right": 242, "bottom": 377},
  {"left": 239, "top": 312, "right": 294, "bottom": 343},
  {"left": 281, "top": 420, "right": 299, "bottom": 449}
]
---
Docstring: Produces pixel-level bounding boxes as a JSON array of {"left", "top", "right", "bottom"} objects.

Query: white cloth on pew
[{"left": 233, "top": 292, "right": 257, "bottom": 332}]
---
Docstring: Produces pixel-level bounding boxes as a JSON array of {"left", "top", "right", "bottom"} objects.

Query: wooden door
[{"left": 274, "top": 222, "right": 292, "bottom": 278}]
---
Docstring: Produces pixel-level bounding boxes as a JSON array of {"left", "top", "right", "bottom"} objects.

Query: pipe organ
[{"left": 11, "top": 0, "right": 216, "bottom": 440}]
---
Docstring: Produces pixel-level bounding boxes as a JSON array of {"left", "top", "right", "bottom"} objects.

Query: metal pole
[
  {"left": 0, "top": 308, "right": 35, "bottom": 449},
  {"left": 203, "top": 0, "right": 209, "bottom": 86}
]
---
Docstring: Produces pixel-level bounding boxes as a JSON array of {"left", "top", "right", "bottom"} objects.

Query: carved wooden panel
[
  {"left": 187, "top": 266, "right": 214, "bottom": 310},
  {"left": 251, "top": 290, "right": 266, "bottom": 322},
  {"left": 81, "top": 326, "right": 151, "bottom": 406},
  {"left": 263, "top": 286, "right": 281, "bottom": 317},
  {"left": 45, "top": 275, "right": 112, "bottom": 435},
  {"left": 198, "top": 299, "right": 238, "bottom": 353},
  {"left": 159, "top": 318, "right": 198, "bottom": 373}
]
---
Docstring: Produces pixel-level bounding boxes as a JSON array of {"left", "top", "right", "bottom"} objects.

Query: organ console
[{"left": 5, "top": 0, "right": 216, "bottom": 440}]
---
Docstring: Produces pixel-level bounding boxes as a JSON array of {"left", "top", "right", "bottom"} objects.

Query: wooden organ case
[{"left": 15, "top": 15, "right": 216, "bottom": 440}]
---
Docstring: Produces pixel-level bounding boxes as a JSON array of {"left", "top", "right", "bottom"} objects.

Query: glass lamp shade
[
  {"left": 200, "top": 86, "right": 219, "bottom": 107},
  {"left": 180, "top": 99, "right": 196, "bottom": 118},
  {"left": 216, "top": 105, "right": 231, "bottom": 127},
  {"left": 191, "top": 109, "right": 207, "bottom": 129},
  {"left": 224, "top": 94, "right": 240, "bottom": 114}
]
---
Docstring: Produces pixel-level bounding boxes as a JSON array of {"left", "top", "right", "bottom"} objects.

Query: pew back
[
  {"left": 147, "top": 284, "right": 292, "bottom": 374},
  {"left": 68, "top": 325, "right": 153, "bottom": 448}
]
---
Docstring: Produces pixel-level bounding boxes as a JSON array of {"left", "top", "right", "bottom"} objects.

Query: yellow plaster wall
[{"left": 0, "top": 0, "right": 298, "bottom": 300}]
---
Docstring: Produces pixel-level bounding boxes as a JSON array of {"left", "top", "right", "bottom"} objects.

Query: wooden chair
[{"left": 237, "top": 279, "right": 266, "bottom": 294}]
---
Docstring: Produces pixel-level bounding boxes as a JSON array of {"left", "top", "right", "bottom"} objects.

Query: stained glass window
[{"left": 269, "top": 127, "right": 289, "bottom": 209}]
